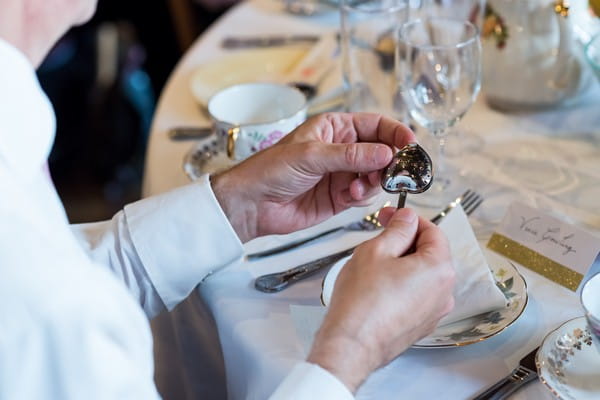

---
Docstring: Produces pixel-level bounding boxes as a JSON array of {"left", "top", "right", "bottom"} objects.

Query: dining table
[{"left": 143, "top": 0, "right": 600, "bottom": 398}]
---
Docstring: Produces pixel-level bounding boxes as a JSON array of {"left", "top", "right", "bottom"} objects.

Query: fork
[
  {"left": 431, "top": 189, "right": 483, "bottom": 224},
  {"left": 246, "top": 202, "right": 390, "bottom": 261},
  {"left": 254, "top": 189, "right": 483, "bottom": 293}
]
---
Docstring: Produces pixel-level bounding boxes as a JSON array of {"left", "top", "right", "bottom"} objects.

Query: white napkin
[
  {"left": 436, "top": 205, "right": 508, "bottom": 326},
  {"left": 320, "top": 206, "right": 508, "bottom": 327}
]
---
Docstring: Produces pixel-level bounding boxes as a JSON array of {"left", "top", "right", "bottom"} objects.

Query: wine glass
[
  {"left": 397, "top": 17, "right": 481, "bottom": 206},
  {"left": 411, "top": 0, "right": 486, "bottom": 157}
]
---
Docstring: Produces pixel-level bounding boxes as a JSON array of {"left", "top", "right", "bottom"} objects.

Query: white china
[
  {"left": 482, "top": 0, "right": 585, "bottom": 110},
  {"left": 189, "top": 47, "right": 309, "bottom": 107},
  {"left": 581, "top": 272, "right": 600, "bottom": 349},
  {"left": 537, "top": 316, "right": 600, "bottom": 400},
  {"left": 321, "top": 243, "right": 527, "bottom": 348},
  {"left": 414, "top": 250, "right": 527, "bottom": 348},
  {"left": 207, "top": 82, "right": 307, "bottom": 161},
  {"left": 183, "top": 138, "right": 233, "bottom": 180}
]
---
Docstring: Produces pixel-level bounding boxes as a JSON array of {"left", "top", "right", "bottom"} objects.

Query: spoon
[{"left": 381, "top": 143, "right": 434, "bottom": 208}]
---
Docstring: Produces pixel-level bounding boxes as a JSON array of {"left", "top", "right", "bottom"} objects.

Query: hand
[
  {"left": 211, "top": 113, "right": 416, "bottom": 242},
  {"left": 306, "top": 208, "right": 455, "bottom": 393}
]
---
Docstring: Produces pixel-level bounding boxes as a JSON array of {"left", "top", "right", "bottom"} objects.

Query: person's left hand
[{"left": 211, "top": 112, "right": 416, "bottom": 242}]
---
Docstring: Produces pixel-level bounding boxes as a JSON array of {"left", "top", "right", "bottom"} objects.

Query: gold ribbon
[{"left": 487, "top": 232, "right": 583, "bottom": 291}]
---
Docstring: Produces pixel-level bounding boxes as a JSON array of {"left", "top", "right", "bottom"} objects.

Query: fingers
[
  {"left": 349, "top": 113, "right": 417, "bottom": 149},
  {"left": 413, "top": 216, "right": 448, "bottom": 256},
  {"left": 348, "top": 174, "right": 382, "bottom": 202},
  {"left": 366, "top": 211, "right": 450, "bottom": 262},
  {"left": 374, "top": 206, "right": 396, "bottom": 227},
  {"left": 293, "top": 113, "right": 416, "bottom": 150},
  {"left": 411, "top": 217, "right": 455, "bottom": 300},
  {"left": 305, "top": 142, "right": 393, "bottom": 175},
  {"left": 331, "top": 172, "right": 360, "bottom": 205},
  {"left": 369, "top": 208, "right": 418, "bottom": 257}
]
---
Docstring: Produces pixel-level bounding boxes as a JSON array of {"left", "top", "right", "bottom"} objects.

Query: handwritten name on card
[{"left": 487, "top": 202, "right": 600, "bottom": 291}]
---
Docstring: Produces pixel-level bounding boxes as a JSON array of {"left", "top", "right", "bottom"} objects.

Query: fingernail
[
  {"left": 374, "top": 145, "right": 391, "bottom": 165},
  {"left": 355, "top": 183, "right": 365, "bottom": 198},
  {"left": 396, "top": 208, "right": 417, "bottom": 223}
]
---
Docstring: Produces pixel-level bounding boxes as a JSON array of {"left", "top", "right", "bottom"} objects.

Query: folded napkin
[
  {"left": 321, "top": 205, "right": 508, "bottom": 327},
  {"left": 436, "top": 205, "right": 508, "bottom": 325}
]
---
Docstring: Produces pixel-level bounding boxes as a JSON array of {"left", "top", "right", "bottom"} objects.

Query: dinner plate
[
  {"left": 537, "top": 316, "right": 600, "bottom": 400},
  {"left": 321, "top": 246, "right": 528, "bottom": 348},
  {"left": 189, "top": 47, "right": 309, "bottom": 107}
]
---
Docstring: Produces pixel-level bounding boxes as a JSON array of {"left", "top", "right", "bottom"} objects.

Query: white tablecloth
[{"left": 143, "top": 0, "right": 600, "bottom": 398}]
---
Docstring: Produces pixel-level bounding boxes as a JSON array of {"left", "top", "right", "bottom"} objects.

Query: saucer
[
  {"left": 182, "top": 138, "right": 236, "bottom": 180},
  {"left": 190, "top": 47, "right": 309, "bottom": 107},
  {"left": 537, "top": 316, "right": 600, "bottom": 400},
  {"left": 321, "top": 247, "right": 528, "bottom": 348}
]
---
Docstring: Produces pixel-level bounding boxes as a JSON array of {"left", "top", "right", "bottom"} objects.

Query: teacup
[
  {"left": 581, "top": 272, "right": 600, "bottom": 349},
  {"left": 207, "top": 82, "right": 307, "bottom": 161}
]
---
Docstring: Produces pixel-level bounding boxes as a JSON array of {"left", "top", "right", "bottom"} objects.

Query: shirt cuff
[
  {"left": 270, "top": 362, "right": 354, "bottom": 400},
  {"left": 124, "top": 174, "right": 244, "bottom": 310}
]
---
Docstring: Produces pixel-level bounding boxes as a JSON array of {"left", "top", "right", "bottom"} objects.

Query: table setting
[{"left": 143, "top": 0, "right": 600, "bottom": 398}]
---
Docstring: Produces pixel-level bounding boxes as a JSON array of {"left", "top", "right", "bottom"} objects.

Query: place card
[{"left": 487, "top": 202, "right": 600, "bottom": 291}]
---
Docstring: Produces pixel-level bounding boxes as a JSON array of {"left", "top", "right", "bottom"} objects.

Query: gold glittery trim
[{"left": 487, "top": 233, "right": 583, "bottom": 291}]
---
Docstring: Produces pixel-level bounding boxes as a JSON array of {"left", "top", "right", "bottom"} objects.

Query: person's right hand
[{"left": 307, "top": 208, "right": 455, "bottom": 393}]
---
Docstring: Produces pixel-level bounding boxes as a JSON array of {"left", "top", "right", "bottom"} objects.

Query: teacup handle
[{"left": 227, "top": 127, "right": 240, "bottom": 160}]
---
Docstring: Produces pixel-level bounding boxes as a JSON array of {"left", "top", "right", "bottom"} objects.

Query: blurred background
[{"left": 41, "top": 0, "right": 233, "bottom": 223}]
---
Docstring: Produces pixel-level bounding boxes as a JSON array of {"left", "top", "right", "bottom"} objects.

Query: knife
[
  {"left": 472, "top": 347, "right": 539, "bottom": 400},
  {"left": 221, "top": 34, "right": 320, "bottom": 49},
  {"left": 168, "top": 126, "right": 213, "bottom": 141}
]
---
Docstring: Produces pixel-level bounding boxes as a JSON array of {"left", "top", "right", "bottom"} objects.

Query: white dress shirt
[{"left": 0, "top": 38, "right": 352, "bottom": 399}]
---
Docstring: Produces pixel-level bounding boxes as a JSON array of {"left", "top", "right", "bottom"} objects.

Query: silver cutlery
[
  {"left": 221, "top": 34, "right": 320, "bottom": 49},
  {"left": 471, "top": 346, "right": 539, "bottom": 400},
  {"left": 431, "top": 189, "right": 482, "bottom": 225},
  {"left": 254, "top": 189, "right": 483, "bottom": 293},
  {"left": 246, "top": 202, "right": 389, "bottom": 261},
  {"left": 381, "top": 143, "right": 434, "bottom": 208},
  {"left": 168, "top": 126, "right": 213, "bottom": 141}
]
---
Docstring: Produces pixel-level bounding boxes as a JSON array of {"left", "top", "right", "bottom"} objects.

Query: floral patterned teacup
[
  {"left": 581, "top": 272, "right": 600, "bottom": 351},
  {"left": 207, "top": 82, "right": 307, "bottom": 161}
]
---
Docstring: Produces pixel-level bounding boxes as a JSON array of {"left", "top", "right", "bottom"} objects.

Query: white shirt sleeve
[
  {"left": 0, "top": 36, "right": 163, "bottom": 400},
  {"left": 270, "top": 362, "right": 354, "bottom": 400},
  {"left": 70, "top": 174, "right": 244, "bottom": 318}
]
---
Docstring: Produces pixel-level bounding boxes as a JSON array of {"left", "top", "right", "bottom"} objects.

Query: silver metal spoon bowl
[{"left": 381, "top": 143, "right": 433, "bottom": 208}]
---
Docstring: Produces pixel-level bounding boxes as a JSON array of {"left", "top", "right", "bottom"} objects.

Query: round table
[{"left": 143, "top": 1, "right": 600, "bottom": 398}]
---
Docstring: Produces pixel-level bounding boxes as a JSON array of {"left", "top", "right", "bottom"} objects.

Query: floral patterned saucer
[
  {"left": 537, "top": 316, "right": 600, "bottom": 400},
  {"left": 183, "top": 138, "right": 236, "bottom": 181},
  {"left": 413, "top": 249, "right": 528, "bottom": 348},
  {"left": 321, "top": 245, "right": 528, "bottom": 348}
]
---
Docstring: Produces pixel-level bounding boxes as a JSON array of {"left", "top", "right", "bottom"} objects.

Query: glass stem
[{"left": 433, "top": 129, "right": 448, "bottom": 187}]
